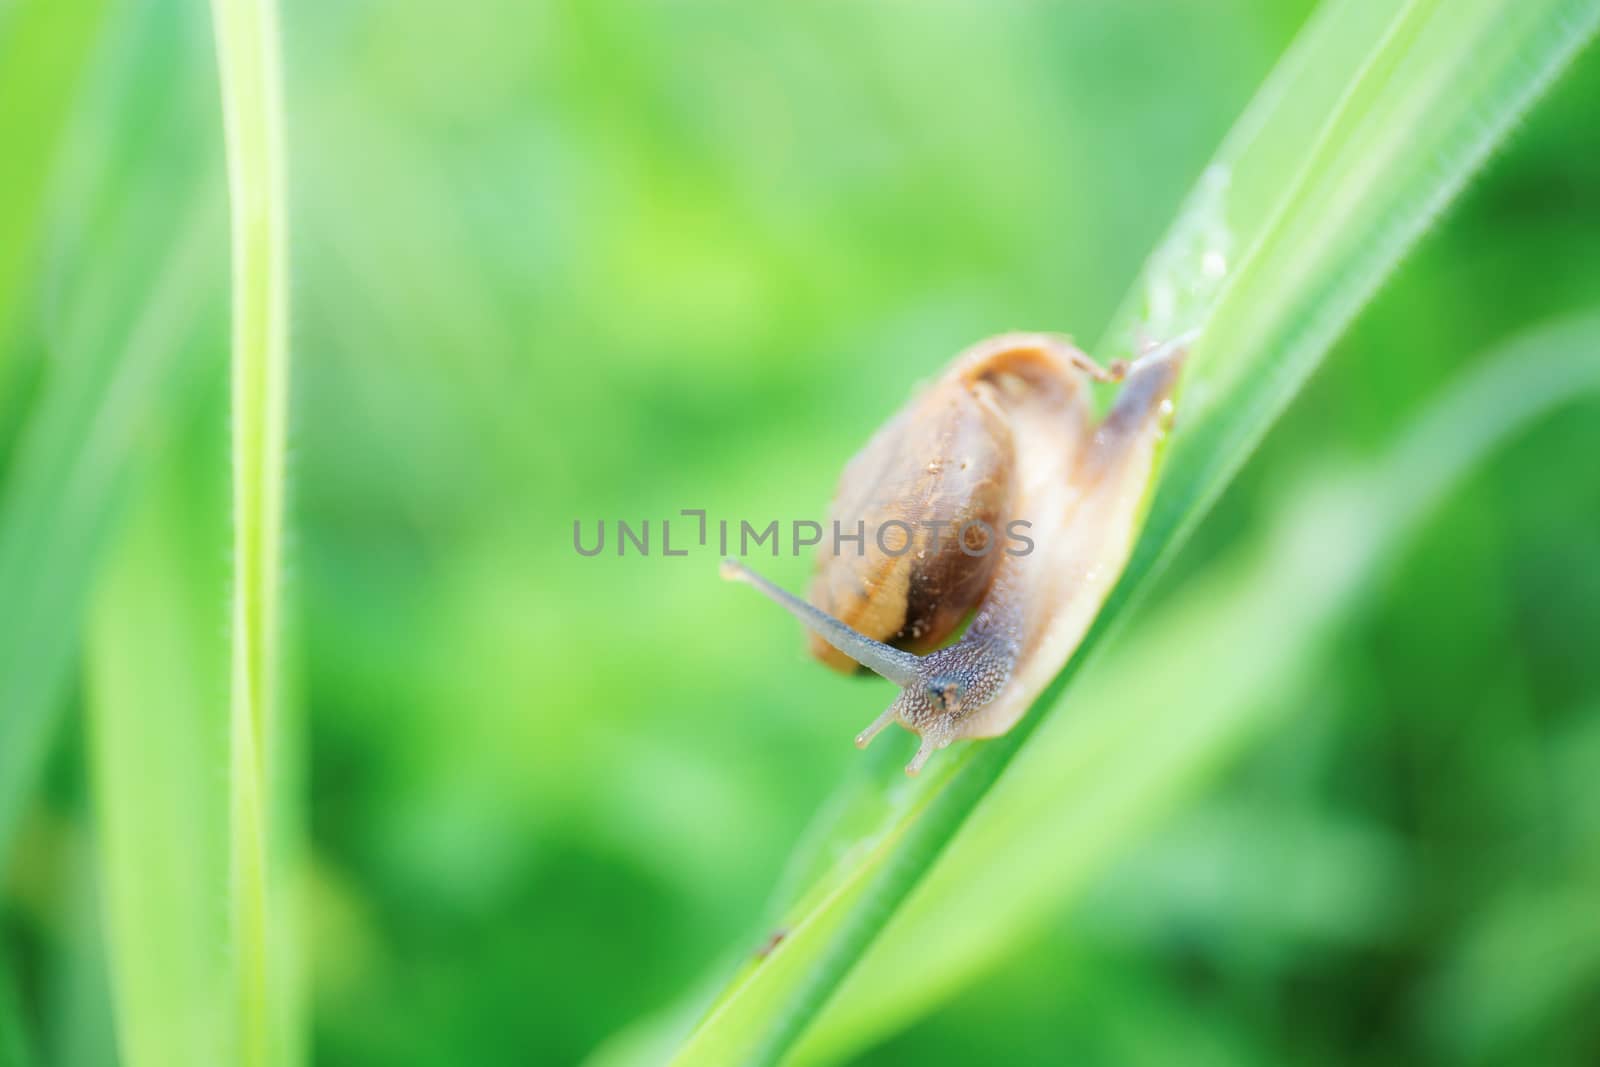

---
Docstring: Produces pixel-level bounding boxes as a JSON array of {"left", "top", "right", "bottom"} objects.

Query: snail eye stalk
[
  {"left": 720, "top": 559, "right": 922, "bottom": 687},
  {"left": 722, "top": 560, "right": 970, "bottom": 775}
]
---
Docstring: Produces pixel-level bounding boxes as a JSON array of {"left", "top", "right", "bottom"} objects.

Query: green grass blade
[
  {"left": 0, "top": 0, "right": 112, "bottom": 388},
  {"left": 89, "top": 434, "right": 230, "bottom": 1067},
  {"left": 44, "top": 846, "right": 118, "bottom": 1067},
  {"left": 1101, "top": 0, "right": 1600, "bottom": 617},
  {"left": 0, "top": 0, "right": 225, "bottom": 877},
  {"left": 1421, "top": 698, "right": 1600, "bottom": 1060},
  {"left": 0, "top": 957, "right": 33, "bottom": 1067},
  {"left": 0, "top": 205, "right": 221, "bottom": 869},
  {"left": 207, "top": 0, "right": 294, "bottom": 1061},
  {"left": 658, "top": 3, "right": 1600, "bottom": 1064},
  {"left": 792, "top": 311, "right": 1600, "bottom": 1063}
]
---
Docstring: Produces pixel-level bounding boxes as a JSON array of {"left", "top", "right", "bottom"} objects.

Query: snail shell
[
  {"left": 806, "top": 364, "right": 1015, "bottom": 670},
  {"left": 724, "top": 332, "right": 1182, "bottom": 773}
]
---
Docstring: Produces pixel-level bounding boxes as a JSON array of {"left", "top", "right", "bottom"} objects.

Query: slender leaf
[
  {"left": 0, "top": 0, "right": 112, "bottom": 388},
  {"left": 1101, "top": 0, "right": 1600, "bottom": 622},
  {"left": 45, "top": 843, "right": 117, "bottom": 1067},
  {"left": 0, "top": 205, "right": 222, "bottom": 868},
  {"left": 0, "top": 958, "right": 31, "bottom": 1067},
  {"left": 0, "top": 0, "right": 225, "bottom": 875},
  {"left": 89, "top": 427, "right": 230, "bottom": 1067},
  {"left": 207, "top": 0, "right": 295, "bottom": 1061}
]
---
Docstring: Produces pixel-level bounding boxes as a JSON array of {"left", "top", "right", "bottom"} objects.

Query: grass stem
[{"left": 208, "top": 0, "right": 293, "bottom": 1062}]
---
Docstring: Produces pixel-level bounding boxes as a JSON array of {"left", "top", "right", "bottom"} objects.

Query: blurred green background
[{"left": 1, "top": 0, "right": 1598, "bottom": 1064}]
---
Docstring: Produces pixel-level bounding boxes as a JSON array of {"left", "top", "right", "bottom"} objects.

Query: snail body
[{"left": 724, "top": 332, "right": 1183, "bottom": 773}]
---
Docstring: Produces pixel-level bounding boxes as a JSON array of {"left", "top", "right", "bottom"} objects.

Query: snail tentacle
[
  {"left": 726, "top": 555, "right": 1026, "bottom": 769},
  {"left": 721, "top": 559, "right": 922, "bottom": 687},
  {"left": 854, "top": 705, "right": 899, "bottom": 749}
]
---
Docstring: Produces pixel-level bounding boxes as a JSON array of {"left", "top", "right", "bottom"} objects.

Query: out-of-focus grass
[
  {"left": 1, "top": 2, "right": 1598, "bottom": 1066},
  {"left": 0, "top": 957, "right": 31, "bottom": 1067},
  {"left": 90, "top": 430, "right": 229, "bottom": 1067},
  {"left": 1420, "top": 704, "right": 1600, "bottom": 1062},
  {"left": 0, "top": 0, "right": 224, "bottom": 868},
  {"left": 0, "top": 0, "right": 110, "bottom": 400}
]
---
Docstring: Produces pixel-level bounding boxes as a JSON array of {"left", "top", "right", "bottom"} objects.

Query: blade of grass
[
  {"left": 45, "top": 842, "right": 118, "bottom": 1067},
  {"left": 792, "top": 312, "right": 1600, "bottom": 1062},
  {"left": 655, "top": 3, "right": 1600, "bottom": 1064},
  {"left": 0, "top": 7, "right": 225, "bottom": 1055},
  {"left": 89, "top": 423, "right": 230, "bottom": 1067},
  {"left": 207, "top": 0, "right": 294, "bottom": 1061},
  {"left": 0, "top": 0, "right": 112, "bottom": 392},
  {"left": 0, "top": 204, "right": 222, "bottom": 869},
  {"left": 0, "top": 958, "right": 32, "bottom": 1067},
  {"left": 1421, "top": 705, "right": 1600, "bottom": 1060},
  {"left": 1099, "top": 0, "right": 1600, "bottom": 626},
  {"left": 0, "top": 0, "right": 226, "bottom": 875}
]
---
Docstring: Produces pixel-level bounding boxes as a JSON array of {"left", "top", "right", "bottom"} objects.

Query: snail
[{"left": 723, "top": 332, "right": 1185, "bottom": 774}]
